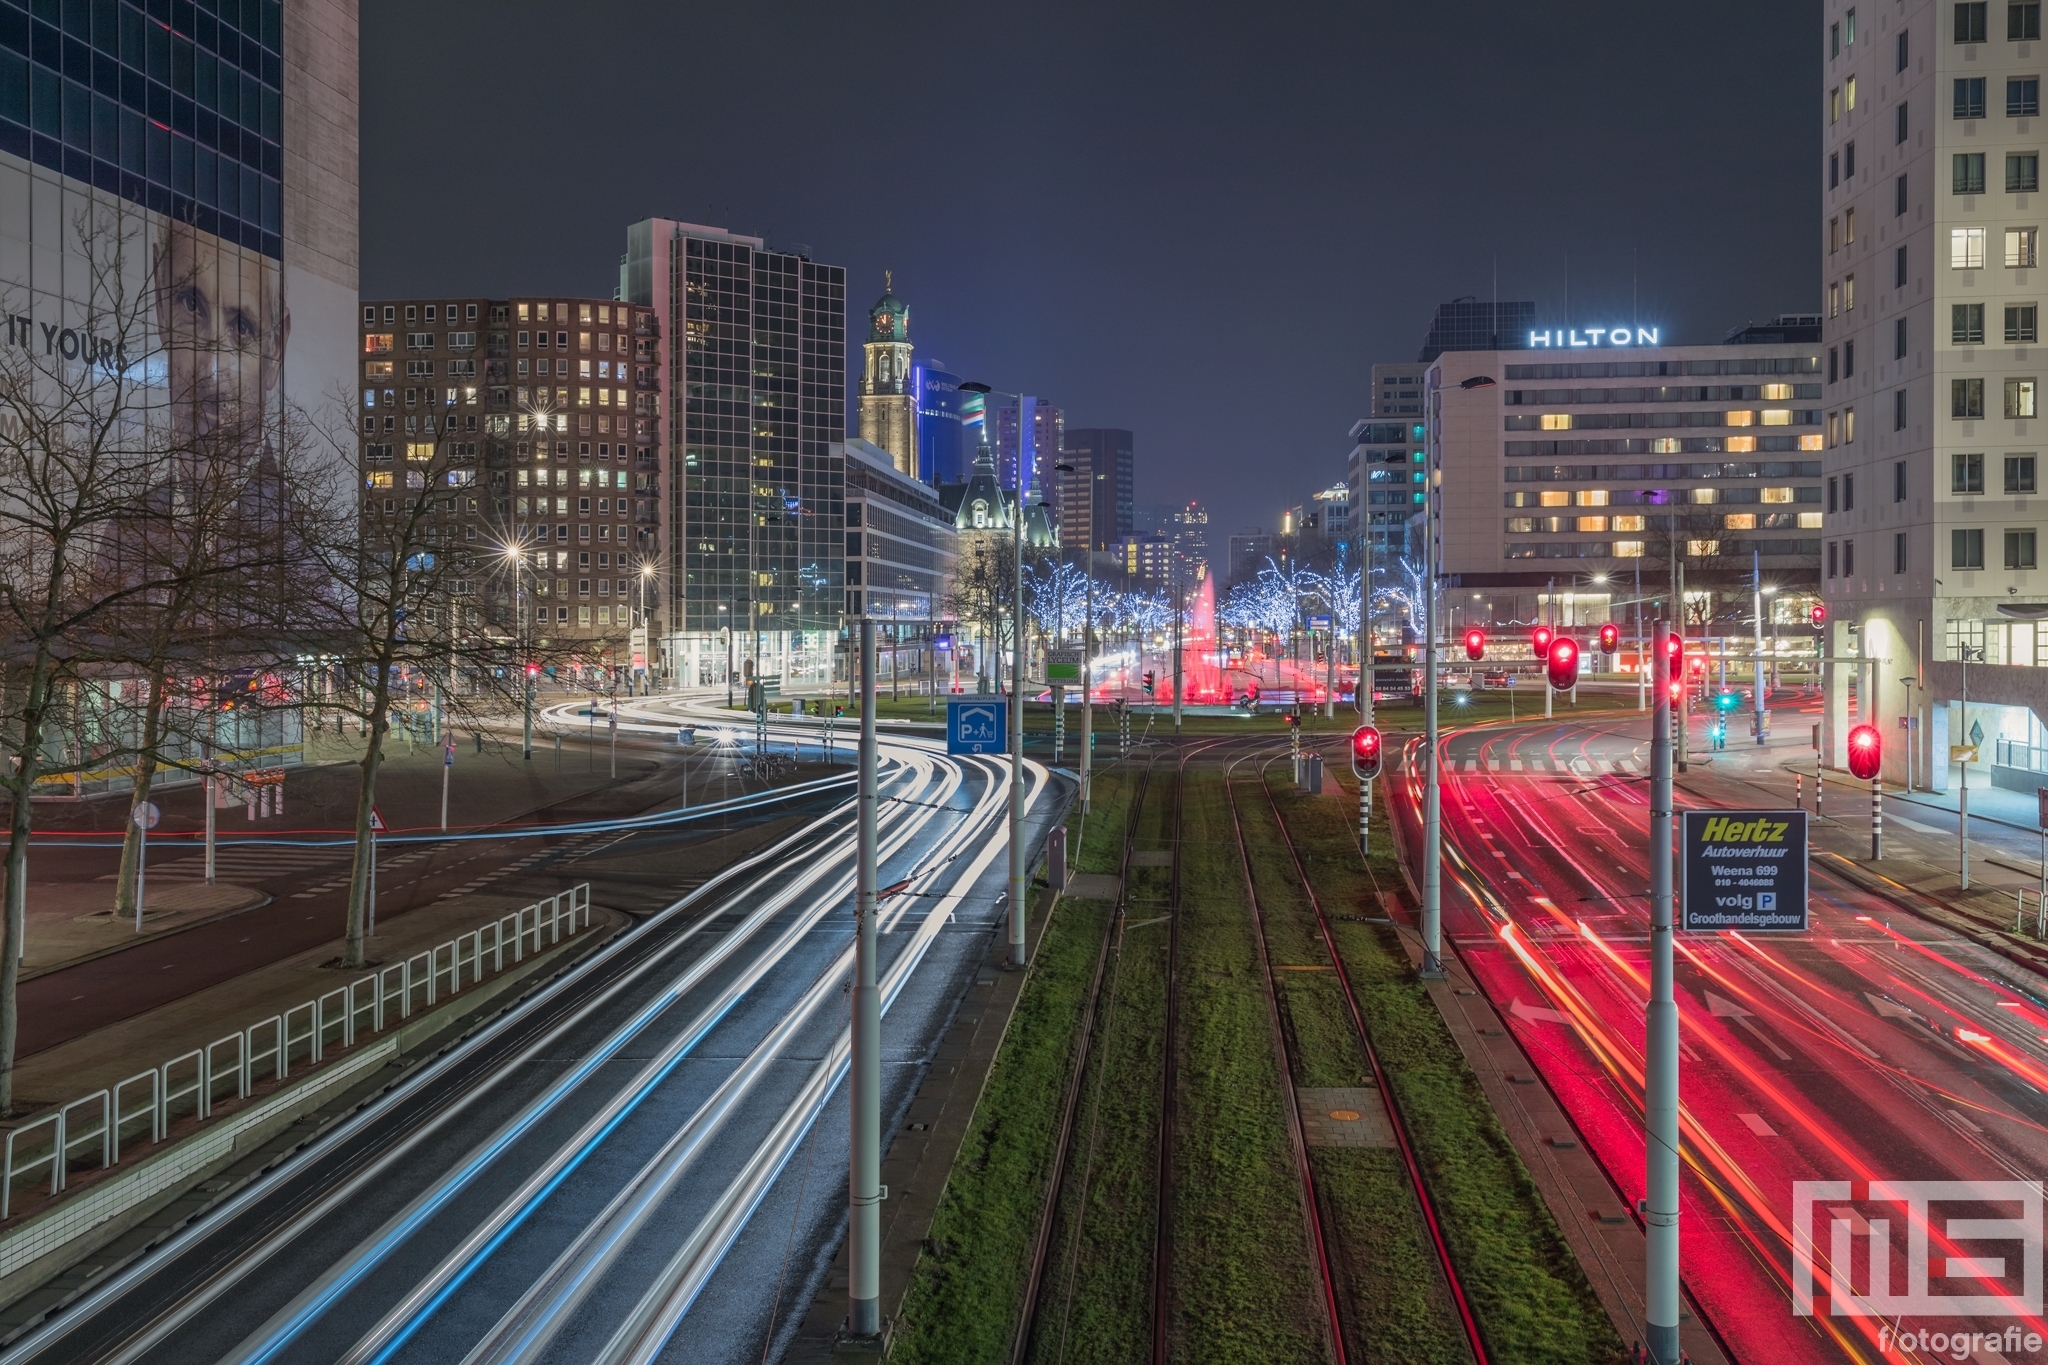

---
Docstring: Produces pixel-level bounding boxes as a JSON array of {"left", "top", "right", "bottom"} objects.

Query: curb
[{"left": 20, "top": 892, "right": 277, "bottom": 983}]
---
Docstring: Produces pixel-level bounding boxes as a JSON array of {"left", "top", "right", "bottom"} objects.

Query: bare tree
[
  {"left": 292, "top": 417, "right": 561, "bottom": 970},
  {"left": 0, "top": 209, "right": 232, "bottom": 1111}
]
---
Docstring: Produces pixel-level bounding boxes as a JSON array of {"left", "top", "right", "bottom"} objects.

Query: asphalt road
[
  {"left": 1391, "top": 703, "right": 2048, "bottom": 1364},
  {"left": 9, "top": 706, "right": 1064, "bottom": 1365}
]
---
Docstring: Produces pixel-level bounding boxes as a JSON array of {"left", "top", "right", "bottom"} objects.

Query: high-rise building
[
  {"left": 357, "top": 296, "right": 660, "bottom": 651},
  {"left": 1061, "top": 428, "right": 1136, "bottom": 551},
  {"left": 1172, "top": 500, "right": 1210, "bottom": 580},
  {"left": 1421, "top": 332, "right": 1823, "bottom": 623},
  {"left": 1, "top": 0, "right": 358, "bottom": 460},
  {"left": 1816, "top": 0, "right": 2048, "bottom": 790},
  {"left": 1314, "top": 483, "right": 1353, "bottom": 540},
  {"left": 1228, "top": 529, "right": 1273, "bottom": 585},
  {"left": 622, "top": 219, "right": 847, "bottom": 689},
  {"left": 996, "top": 397, "right": 1063, "bottom": 496},
  {"left": 858, "top": 278, "right": 916, "bottom": 478},
  {"left": 915, "top": 359, "right": 969, "bottom": 487},
  {"left": 1347, "top": 418, "right": 1425, "bottom": 566},
  {"left": 1370, "top": 364, "right": 1427, "bottom": 417},
  {"left": 1418, "top": 297, "right": 1536, "bottom": 362}
]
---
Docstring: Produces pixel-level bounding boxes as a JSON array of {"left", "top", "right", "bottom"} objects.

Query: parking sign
[{"left": 947, "top": 697, "right": 1008, "bottom": 755}]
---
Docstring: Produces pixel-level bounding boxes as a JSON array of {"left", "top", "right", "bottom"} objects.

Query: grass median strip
[{"left": 1274, "top": 778, "right": 1628, "bottom": 1365}]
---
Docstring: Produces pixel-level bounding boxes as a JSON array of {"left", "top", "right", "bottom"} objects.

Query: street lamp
[
  {"left": 637, "top": 560, "right": 657, "bottom": 695},
  {"left": 1420, "top": 373, "right": 1495, "bottom": 978},
  {"left": 501, "top": 542, "right": 534, "bottom": 760},
  {"left": 960, "top": 381, "right": 1029, "bottom": 968},
  {"left": 1055, "top": 461, "right": 1095, "bottom": 811}
]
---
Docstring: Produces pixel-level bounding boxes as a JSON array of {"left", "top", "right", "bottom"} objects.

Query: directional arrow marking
[
  {"left": 1511, "top": 998, "right": 1572, "bottom": 1025},
  {"left": 1705, "top": 991, "right": 1792, "bottom": 1060}
]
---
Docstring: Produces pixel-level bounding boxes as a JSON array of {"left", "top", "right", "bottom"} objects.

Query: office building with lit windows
[
  {"left": 357, "top": 297, "right": 660, "bottom": 659},
  {"left": 1347, "top": 417, "right": 1424, "bottom": 567},
  {"left": 1420, "top": 335, "right": 1825, "bottom": 623},
  {"left": 621, "top": 219, "right": 847, "bottom": 690},
  {"left": 1818, "top": 0, "right": 2048, "bottom": 790}
]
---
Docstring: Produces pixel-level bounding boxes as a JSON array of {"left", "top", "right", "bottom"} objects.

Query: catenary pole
[
  {"left": 1010, "top": 459, "right": 1028, "bottom": 967},
  {"left": 1645, "top": 616, "right": 1681, "bottom": 1364},
  {"left": 849, "top": 618, "right": 881, "bottom": 1337},
  {"left": 1752, "top": 549, "right": 1767, "bottom": 746},
  {"left": 1421, "top": 391, "right": 1444, "bottom": 978}
]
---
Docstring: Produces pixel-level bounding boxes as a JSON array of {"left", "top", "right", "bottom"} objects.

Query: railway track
[{"left": 1231, "top": 750, "right": 1491, "bottom": 1365}]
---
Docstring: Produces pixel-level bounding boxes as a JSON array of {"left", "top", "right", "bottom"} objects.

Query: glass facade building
[
  {"left": 914, "top": 361, "right": 966, "bottom": 486},
  {"left": 1, "top": 0, "right": 284, "bottom": 259},
  {"left": 623, "top": 219, "right": 847, "bottom": 686}
]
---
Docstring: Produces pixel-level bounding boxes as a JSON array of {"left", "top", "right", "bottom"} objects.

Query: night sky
[{"left": 361, "top": 1, "right": 1817, "bottom": 535}]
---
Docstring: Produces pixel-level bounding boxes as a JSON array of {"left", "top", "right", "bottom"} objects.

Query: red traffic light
[
  {"left": 1598, "top": 622, "right": 1620, "bottom": 655},
  {"left": 525, "top": 662, "right": 539, "bottom": 678},
  {"left": 1811, "top": 603, "right": 1828, "bottom": 628},
  {"left": 1464, "top": 627, "right": 1486, "bottom": 661},
  {"left": 1531, "top": 624, "right": 1553, "bottom": 659},
  {"left": 1847, "top": 723, "right": 1883, "bottom": 780},
  {"left": 1350, "top": 724, "right": 1383, "bottom": 780},
  {"left": 1546, "top": 637, "right": 1581, "bottom": 691}
]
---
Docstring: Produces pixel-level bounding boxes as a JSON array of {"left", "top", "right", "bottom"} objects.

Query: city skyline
[{"left": 358, "top": 0, "right": 1815, "bottom": 521}]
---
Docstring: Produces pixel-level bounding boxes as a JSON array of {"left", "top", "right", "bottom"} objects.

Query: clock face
[{"left": 873, "top": 314, "right": 892, "bottom": 335}]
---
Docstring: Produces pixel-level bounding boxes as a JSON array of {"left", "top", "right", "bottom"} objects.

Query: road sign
[
  {"left": 444, "top": 740, "right": 455, "bottom": 767},
  {"left": 369, "top": 806, "right": 387, "bottom": 832},
  {"left": 1951, "top": 744, "right": 1980, "bottom": 763},
  {"left": 629, "top": 626, "right": 648, "bottom": 672},
  {"left": 947, "top": 697, "right": 1008, "bottom": 755},
  {"left": 1046, "top": 648, "right": 1083, "bottom": 685},
  {"left": 1307, "top": 614, "right": 1332, "bottom": 632},
  {"left": 131, "top": 801, "right": 160, "bottom": 831},
  {"left": 1681, "top": 810, "right": 1808, "bottom": 932},
  {"left": 1971, "top": 718, "right": 1986, "bottom": 747}
]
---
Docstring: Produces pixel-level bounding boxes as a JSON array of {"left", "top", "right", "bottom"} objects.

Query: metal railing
[{"left": 0, "top": 883, "right": 591, "bottom": 1219}]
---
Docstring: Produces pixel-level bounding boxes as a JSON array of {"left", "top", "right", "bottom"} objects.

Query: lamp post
[
  {"left": 1056, "top": 461, "right": 1096, "bottom": 811},
  {"left": 639, "top": 561, "right": 656, "bottom": 695},
  {"left": 961, "top": 381, "right": 1030, "bottom": 967},
  {"left": 502, "top": 544, "right": 534, "bottom": 760},
  {"left": 1421, "top": 373, "right": 1496, "bottom": 978}
]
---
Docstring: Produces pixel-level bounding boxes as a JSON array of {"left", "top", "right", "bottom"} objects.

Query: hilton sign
[{"left": 1528, "top": 327, "right": 1661, "bottom": 348}]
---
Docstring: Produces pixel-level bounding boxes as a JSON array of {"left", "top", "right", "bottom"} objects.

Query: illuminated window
[
  {"left": 1687, "top": 540, "right": 1721, "bottom": 557},
  {"left": 1953, "top": 227, "right": 1988, "bottom": 268},
  {"left": 1846, "top": 275, "right": 1856, "bottom": 310},
  {"left": 1726, "top": 410, "right": 1756, "bottom": 427},
  {"left": 1727, "top": 436, "right": 1758, "bottom": 452},
  {"left": 1831, "top": 87, "right": 1842, "bottom": 122},
  {"left": 405, "top": 442, "right": 435, "bottom": 462},
  {"left": 518, "top": 303, "right": 531, "bottom": 322},
  {"left": 1762, "top": 383, "right": 1792, "bottom": 400},
  {"left": 1614, "top": 541, "right": 1645, "bottom": 558},
  {"left": 1651, "top": 437, "right": 1681, "bottom": 454},
  {"left": 2008, "top": 228, "right": 2039, "bottom": 267},
  {"left": 1689, "top": 488, "right": 1721, "bottom": 504},
  {"left": 1576, "top": 516, "right": 1609, "bottom": 532},
  {"left": 364, "top": 334, "right": 394, "bottom": 354},
  {"left": 1761, "top": 409, "right": 1792, "bottom": 425},
  {"left": 2007, "top": 378, "right": 2039, "bottom": 417},
  {"left": 1846, "top": 407, "right": 1857, "bottom": 441},
  {"left": 1539, "top": 490, "right": 1570, "bottom": 507},
  {"left": 1847, "top": 76, "right": 1857, "bottom": 110},
  {"left": 366, "top": 471, "right": 393, "bottom": 489},
  {"left": 1576, "top": 490, "right": 1610, "bottom": 506},
  {"left": 1506, "top": 518, "right": 1535, "bottom": 533},
  {"left": 1800, "top": 434, "right": 1825, "bottom": 450},
  {"left": 1540, "top": 413, "right": 1572, "bottom": 430},
  {"left": 1761, "top": 487, "right": 1795, "bottom": 504},
  {"left": 1723, "top": 513, "right": 1758, "bottom": 530},
  {"left": 1612, "top": 515, "right": 1646, "bottom": 532}
]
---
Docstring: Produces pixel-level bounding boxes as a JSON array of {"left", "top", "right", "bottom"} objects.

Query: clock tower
[{"left": 859, "top": 274, "right": 918, "bottom": 479}]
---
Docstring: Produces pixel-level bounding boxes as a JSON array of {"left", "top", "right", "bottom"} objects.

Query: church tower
[{"left": 859, "top": 274, "right": 918, "bottom": 478}]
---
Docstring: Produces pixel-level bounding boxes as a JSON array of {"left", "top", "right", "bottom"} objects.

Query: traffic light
[
  {"left": 1531, "top": 625, "right": 1553, "bottom": 659},
  {"left": 1464, "top": 627, "right": 1486, "bottom": 661},
  {"left": 1811, "top": 603, "right": 1828, "bottom": 628},
  {"left": 1713, "top": 690, "right": 1740, "bottom": 713},
  {"left": 1350, "top": 725, "right": 1383, "bottom": 780},
  {"left": 1663, "top": 633, "right": 1684, "bottom": 704},
  {"left": 1545, "top": 636, "right": 1580, "bottom": 690},
  {"left": 1598, "top": 622, "right": 1620, "bottom": 655},
  {"left": 1142, "top": 671, "right": 1156, "bottom": 696},
  {"left": 524, "top": 662, "right": 539, "bottom": 679},
  {"left": 1847, "top": 723, "right": 1883, "bottom": 779}
]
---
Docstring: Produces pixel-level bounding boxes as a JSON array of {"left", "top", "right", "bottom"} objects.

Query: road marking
[
  {"left": 1511, "top": 998, "right": 1571, "bottom": 1025},
  {"left": 1706, "top": 990, "right": 1793, "bottom": 1060},
  {"left": 1737, "top": 1112, "right": 1777, "bottom": 1137}
]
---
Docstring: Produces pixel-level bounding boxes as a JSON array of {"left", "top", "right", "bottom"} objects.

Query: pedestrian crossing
[
  {"left": 98, "top": 844, "right": 347, "bottom": 884},
  {"left": 1452, "top": 756, "right": 1644, "bottom": 775}
]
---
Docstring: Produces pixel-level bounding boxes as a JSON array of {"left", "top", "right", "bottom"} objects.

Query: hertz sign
[{"left": 1681, "top": 809, "right": 1809, "bottom": 932}]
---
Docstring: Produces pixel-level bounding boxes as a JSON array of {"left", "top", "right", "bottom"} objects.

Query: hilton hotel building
[
  {"left": 1423, "top": 332, "right": 1825, "bottom": 638},
  {"left": 1821, "top": 0, "right": 2048, "bottom": 790}
]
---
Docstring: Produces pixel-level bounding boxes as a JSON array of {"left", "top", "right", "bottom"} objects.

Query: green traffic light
[{"left": 1713, "top": 691, "right": 1739, "bottom": 711}]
